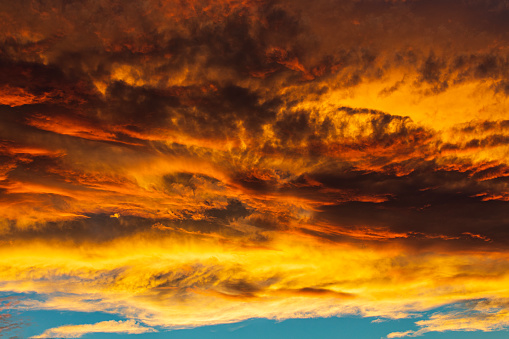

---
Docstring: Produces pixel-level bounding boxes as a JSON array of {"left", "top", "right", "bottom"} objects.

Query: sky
[{"left": 1, "top": 0, "right": 509, "bottom": 338}]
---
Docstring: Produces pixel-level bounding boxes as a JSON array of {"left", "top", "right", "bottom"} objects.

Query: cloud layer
[{"left": 1, "top": 0, "right": 509, "bottom": 337}]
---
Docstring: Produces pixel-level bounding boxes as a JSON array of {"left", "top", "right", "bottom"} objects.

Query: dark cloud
[
  {"left": 204, "top": 199, "right": 251, "bottom": 222},
  {"left": 0, "top": 0, "right": 508, "bottom": 274},
  {"left": 304, "top": 162, "right": 509, "bottom": 248}
]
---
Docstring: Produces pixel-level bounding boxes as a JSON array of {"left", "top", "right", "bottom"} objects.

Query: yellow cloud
[
  {"left": 31, "top": 319, "right": 156, "bottom": 338},
  {"left": 2, "top": 233, "right": 509, "bottom": 329},
  {"left": 387, "top": 303, "right": 509, "bottom": 338}
]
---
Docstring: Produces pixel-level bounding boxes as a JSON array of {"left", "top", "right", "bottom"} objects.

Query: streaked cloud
[
  {"left": 31, "top": 320, "right": 156, "bottom": 338},
  {"left": 387, "top": 299, "right": 509, "bottom": 338}
]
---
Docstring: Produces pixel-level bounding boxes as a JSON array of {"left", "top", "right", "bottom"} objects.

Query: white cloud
[
  {"left": 31, "top": 319, "right": 157, "bottom": 338},
  {"left": 386, "top": 301, "right": 509, "bottom": 338}
]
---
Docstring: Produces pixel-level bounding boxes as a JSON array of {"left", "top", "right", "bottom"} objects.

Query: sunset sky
[{"left": 1, "top": 0, "right": 509, "bottom": 338}]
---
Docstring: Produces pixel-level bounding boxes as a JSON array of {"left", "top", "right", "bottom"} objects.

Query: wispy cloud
[
  {"left": 387, "top": 299, "right": 509, "bottom": 337},
  {"left": 31, "top": 320, "right": 156, "bottom": 338}
]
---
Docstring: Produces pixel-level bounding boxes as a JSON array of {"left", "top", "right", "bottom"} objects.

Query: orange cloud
[
  {"left": 1, "top": 233, "right": 509, "bottom": 331},
  {"left": 2, "top": 0, "right": 509, "bottom": 336}
]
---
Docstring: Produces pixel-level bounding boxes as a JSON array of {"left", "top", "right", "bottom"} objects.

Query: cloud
[
  {"left": 387, "top": 299, "right": 509, "bottom": 338},
  {"left": 2, "top": 233, "right": 509, "bottom": 331},
  {"left": 1, "top": 0, "right": 509, "bottom": 337},
  {"left": 31, "top": 319, "right": 156, "bottom": 338}
]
